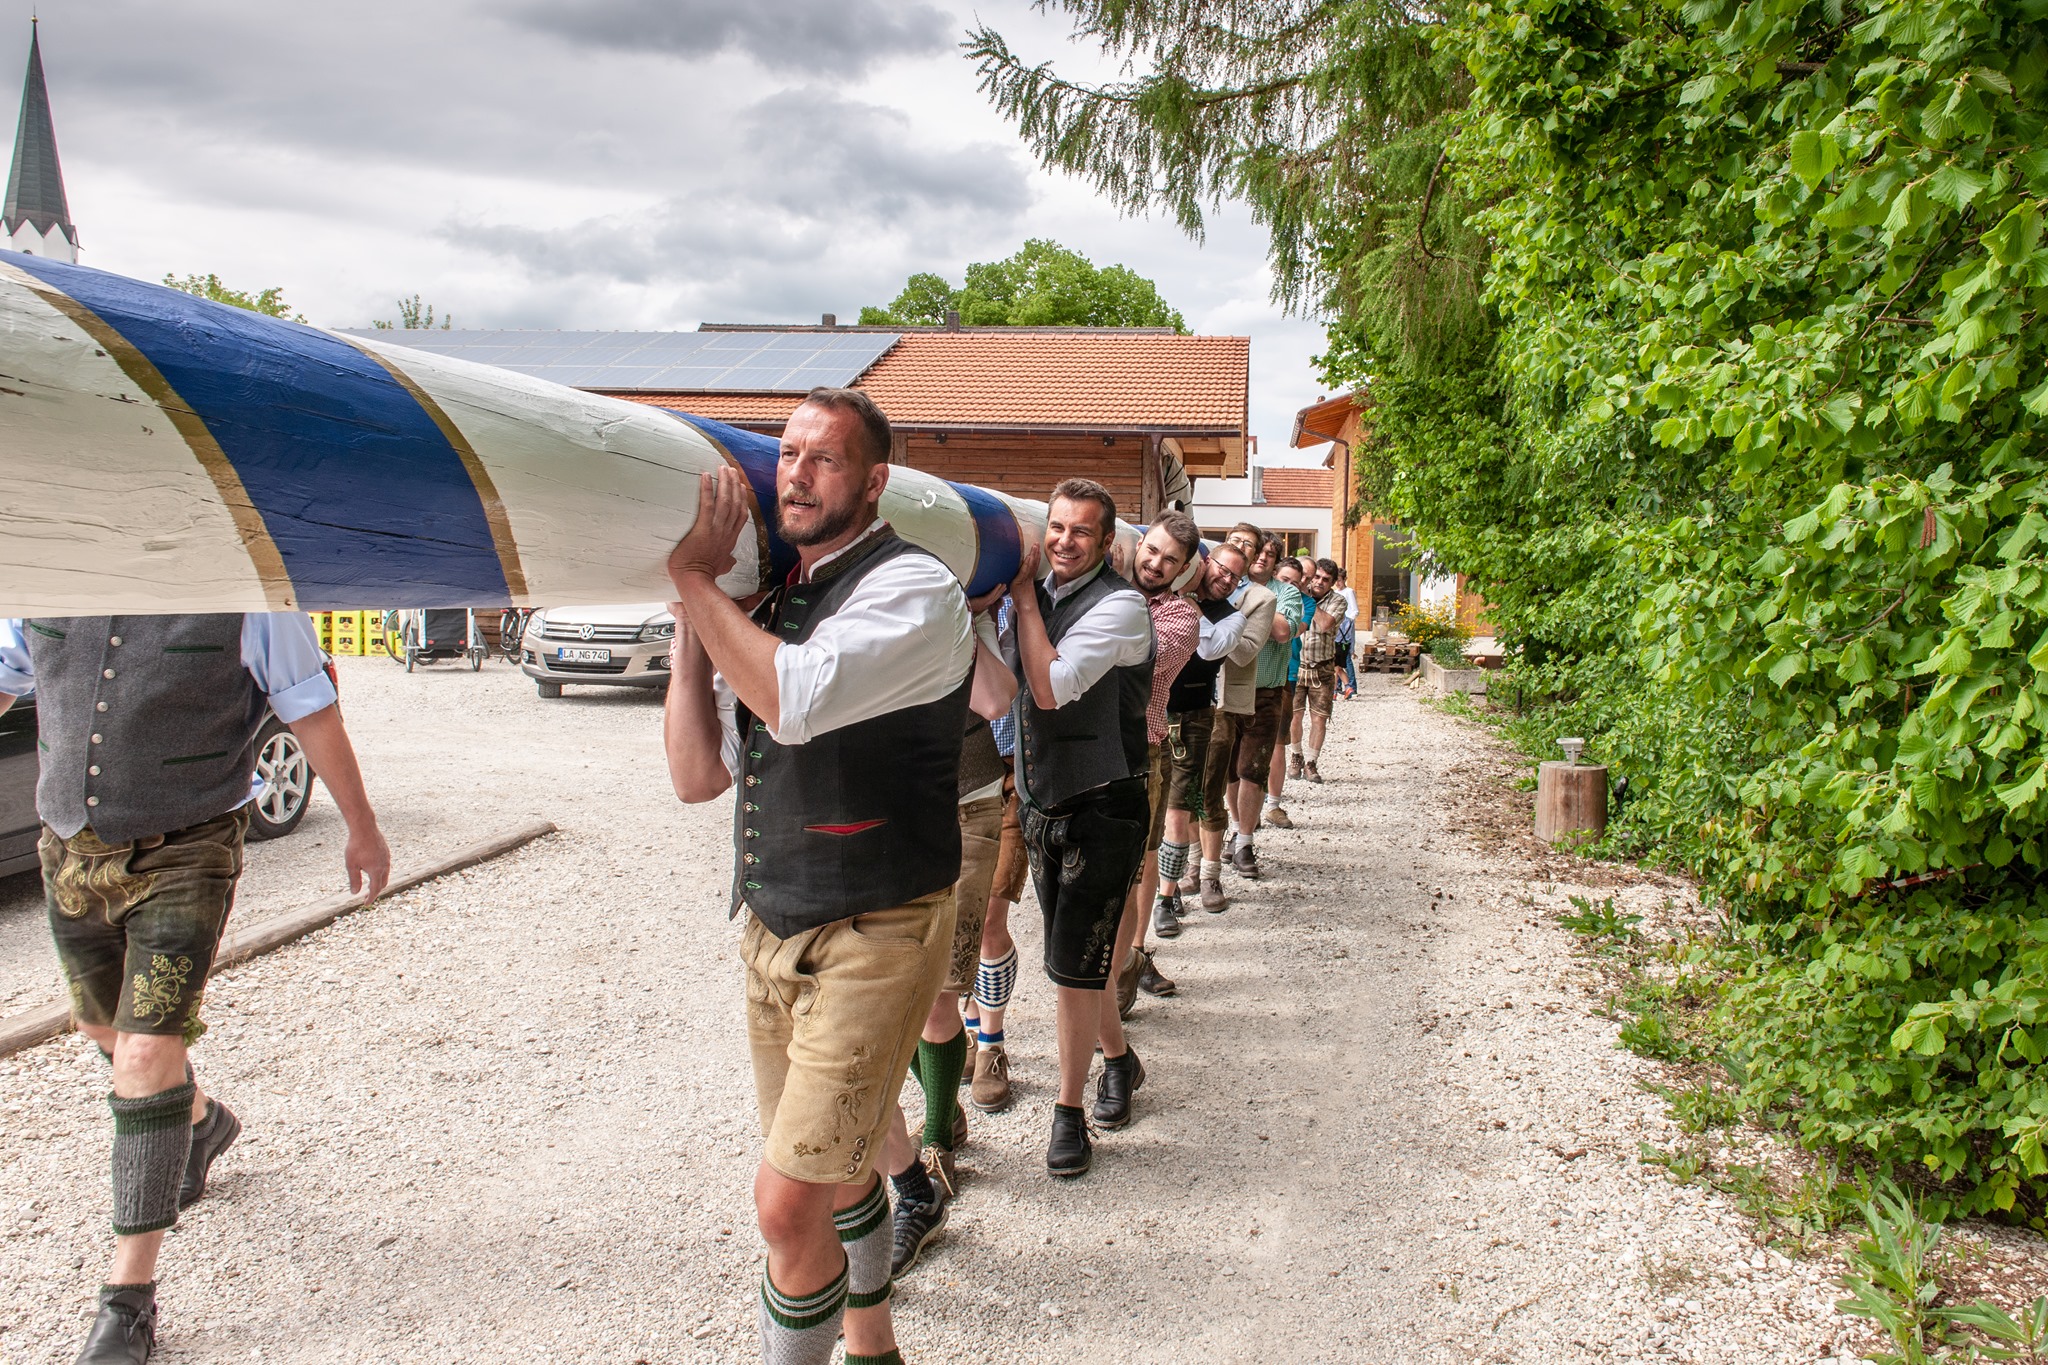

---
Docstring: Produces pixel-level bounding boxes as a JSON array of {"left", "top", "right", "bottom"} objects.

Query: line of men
[
  {"left": 664, "top": 388, "right": 1353, "bottom": 1363},
  {"left": 3, "top": 383, "right": 1351, "bottom": 1365}
]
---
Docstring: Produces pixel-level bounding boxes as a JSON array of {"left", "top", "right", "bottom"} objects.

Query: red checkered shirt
[{"left": 1146, "top": 591, "right": 1201, "bottom": 743}]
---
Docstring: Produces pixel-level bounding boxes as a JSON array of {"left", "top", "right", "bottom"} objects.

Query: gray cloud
[
  {"left": 439, "top": 87, "right": 1033, "bottom": 317},
  {"left": 511, "top": 0, "right": 953, "bottom": 76}
]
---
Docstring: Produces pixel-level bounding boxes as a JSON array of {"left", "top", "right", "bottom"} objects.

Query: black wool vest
[
  {"left": 732, "top": 532, "right": 972, "bottom": 938},
  {"left": 26, "top": 614, "right": 264, "bottom": 842},
  {"left": 1166, "top": 595, "right": 1239, "bottom": 715},
  {"left": 1013, "top": 564, "right": 1154, "bottom": 811}
]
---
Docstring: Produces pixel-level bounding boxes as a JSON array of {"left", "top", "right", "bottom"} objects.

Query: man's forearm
[
  {"left": 1010, "top": 595, "right": 1060, "bottom": 711},
  {"left": 663, "top": 635, "right": 730, "bottom": 803},
  {"left": 285, "top": 705, "right": 378, "bottom": 829},
  {"left": 673, "top": 571, "right": 781, "bottom": 724}
]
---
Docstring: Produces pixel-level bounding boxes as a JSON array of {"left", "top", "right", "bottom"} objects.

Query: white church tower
[{"left": 4, "top": 20, "right": 78, "bottom": 261}]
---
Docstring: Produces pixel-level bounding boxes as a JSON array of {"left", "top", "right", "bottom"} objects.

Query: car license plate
[{"left": 556, "top": 647, "right": 611, "bottom": 664}]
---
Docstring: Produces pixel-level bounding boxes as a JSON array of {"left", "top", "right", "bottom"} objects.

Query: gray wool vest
[
  {"left": 1013, "top": 565, "right": 1154, "bottom": 811},
  {"left": 26, "top": 615, "right": 265, "bottom": 842},
  {"left": 732, "top": 532, "right": 972, "bottom": 939}
]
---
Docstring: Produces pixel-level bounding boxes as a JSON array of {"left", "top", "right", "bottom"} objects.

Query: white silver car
[{"left": 518, "top": 603, "right": 675, "bottom": 698}]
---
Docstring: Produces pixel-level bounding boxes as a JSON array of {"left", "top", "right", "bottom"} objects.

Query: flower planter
[{"left": 1419, "top": 653, "right": 1488, "bottom": 697}]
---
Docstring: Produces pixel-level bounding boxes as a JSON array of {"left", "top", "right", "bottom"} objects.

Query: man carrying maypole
[
  {"left": 1003, "top": 478, "right": 1155, "bottom": 1177},
  {"left": 662, "top": 387, "right": 974, "bottom": 1365}
]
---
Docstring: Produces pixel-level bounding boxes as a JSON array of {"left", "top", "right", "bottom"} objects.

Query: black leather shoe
[
  {"left": 1092, "top": 1048, "right": 1145, "bottom": 1130},
  {"left": 1136, "top": 952, "right": 1177, "bottom": 998},
  {"left": 1046, "top": 1104, "right": 1092, "bottom": 1178},
  {"left": 1151, "top": 895, "right": 1182, "bottom": 940},
  {"left": 180, "top": 1099, "right": 240, "bottom": 1209},
  {"left": 75, "top": 1285, "right": 156, "bottom": 1365}
]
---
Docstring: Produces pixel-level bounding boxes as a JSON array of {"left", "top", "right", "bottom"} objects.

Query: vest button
[
  {"left": 95, "top": 702, "right": 108, "bottom": 713},
  {"left": 744, "top": 829, "right": 759, "bottom": 839},
  {"left": 108, "top": 636, "right": 122, "bottom": 647},
  {"left": 102, "top": 668, "right": 115, "bottom": 679},
  {"left": 86, "top": 796, "right": 99, "bottom": 807},
  {"left": 745, "top": 775, "right": 760, "bottom": 788},
  {"left": 88, "top": 765, "right": 99, "bottom": 776},
  {"left": 90, "top": 733, "right": 102, "bottom": 744}
]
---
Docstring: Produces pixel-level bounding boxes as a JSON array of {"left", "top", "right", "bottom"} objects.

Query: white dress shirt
[
  {"left": 715, "top": 521, "right": 974, "bottom": 774},
  {"left": 1196, "top": 603, "right": 1249, "bottom": 662},
  {"left": 1024, "top": 562, "right": 1152, "bottom": 709}
]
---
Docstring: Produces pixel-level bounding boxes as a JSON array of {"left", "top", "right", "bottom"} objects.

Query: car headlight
[{"left": 640, "top": 621, "right": 676, "bottom": 641}]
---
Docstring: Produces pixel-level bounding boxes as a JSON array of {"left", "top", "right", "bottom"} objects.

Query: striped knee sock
[
  {"left": 974, "top": 949, "right": 1017, "bottom": 1044},
  {"left": 834, "top": 1178, "right": 892, "bottom": 1311},
  {"left": 759, "top": 1263, "right": 847, "bottom": 1365}
]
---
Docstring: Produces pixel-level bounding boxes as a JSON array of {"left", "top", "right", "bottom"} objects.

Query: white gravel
[{"left": 0, "top": 662, "right": 2039, "bottom": 1362}]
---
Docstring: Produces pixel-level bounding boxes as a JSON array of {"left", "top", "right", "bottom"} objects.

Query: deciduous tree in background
[
  {"left": 161, "top": 272, "right": 305, "bottom": 322},
  {"left": 975, "top": 0, "right": 2048, "bottom": 1215},
  {"left": 860, "top": 239, "right": 1187, "bottom": 330}
]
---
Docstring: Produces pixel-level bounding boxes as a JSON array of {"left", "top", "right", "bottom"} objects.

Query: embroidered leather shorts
[
  {"left": 41, "top": 807, "right": 248, "bottom": 1043},
  {"left": 1023, "top": 778, "right": 1149, "bottom": 990},
  {"left": 741, "top": 886, "right": 955, "bottom": 1185},
  {"left": 946, "top": 795, "right": 1004, "bottom": 995}
]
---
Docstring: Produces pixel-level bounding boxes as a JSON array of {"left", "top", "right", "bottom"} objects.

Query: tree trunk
[{"left": 1535, "top": 762, "right": 1607, "bottom": 845}]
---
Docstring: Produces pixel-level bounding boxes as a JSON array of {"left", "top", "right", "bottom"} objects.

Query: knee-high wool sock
[
  {"left": 1155, "top": 840, "right": 1190, "bottom": 895},
  {"left": 759, "top": 1262, "right": 847, "bottom": 1365},
  {"left": 109, "top": 1081, "right": 195, "bottom": 1236},
  {"left": 974, "top": 948, "right": 1017, "bottom": 1045},
  {"left": 835, "top": 1178, "right": 892, "bottom": 1310},
  {"left": 917, "top": 1027, "right": 968, "bottom": 1150}
]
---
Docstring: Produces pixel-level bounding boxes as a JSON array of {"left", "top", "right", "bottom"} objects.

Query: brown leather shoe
[
  {"left": 1115, "top": 948, "right": 1141, "bottom": 1020},
  {"left": 1305, "top": 760, "right": 1322, "bottom": 783},
  {"left": 970, "top": 1043, "right": 1013, "bottom": 1112},
  {"left": 1200, "top": 875, "right": 1228, "bottom": 912},
  {"left": 1287, "top": 752, "right": 1304, "bottom": 779},
  {"left": 1265, "top": 805, "right": 1294, "bottom": 830}
]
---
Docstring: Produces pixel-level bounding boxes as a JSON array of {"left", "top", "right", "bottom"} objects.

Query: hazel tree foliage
[{"left": 978, "top": 0, "right": 2048, "bottom": 1213}]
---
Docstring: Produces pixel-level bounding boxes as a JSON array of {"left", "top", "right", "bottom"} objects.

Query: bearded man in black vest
[
  {"left": 663, "top": 387, "right": 975, "bottom": 1365},
  {"left": 1003, "top": 477, "right": 1156, "bottom": 1178}
]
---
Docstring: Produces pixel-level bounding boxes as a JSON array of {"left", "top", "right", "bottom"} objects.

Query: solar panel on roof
[{"left": 333, "top": 329, "right": 899, "bottom": 393}]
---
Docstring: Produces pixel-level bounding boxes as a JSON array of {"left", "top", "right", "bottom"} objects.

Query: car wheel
[
  {"left": 537, "top": 680, "right": 562, "bottom": 699},
  {"left": 248, "top": 718, "right": 312, "bottom": 841}
]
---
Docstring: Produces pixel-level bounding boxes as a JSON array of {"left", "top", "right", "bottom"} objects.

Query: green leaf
[{"left": 1789, "top": 130, "right": 1837, "bottom": 188}]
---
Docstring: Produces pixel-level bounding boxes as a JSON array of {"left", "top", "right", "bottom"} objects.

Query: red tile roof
[
  {"left": 609, "top": 330, "right": 1248, "bottom": 433},
  {"left": 1258, "top": 468, "right": 1334, "bottom": 508}
]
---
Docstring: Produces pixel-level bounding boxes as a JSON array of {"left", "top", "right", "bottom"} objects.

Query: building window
[{"left": 1370, "top": 523, "right": 1415, "bottom": 623}]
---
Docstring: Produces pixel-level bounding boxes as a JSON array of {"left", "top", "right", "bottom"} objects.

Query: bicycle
[{"left": 498, "top": 607, "right": 531, "bottom": 662}]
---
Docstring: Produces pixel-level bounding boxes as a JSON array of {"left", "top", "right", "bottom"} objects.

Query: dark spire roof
[{"left": 5, "top": 22, "right": 76, "bottom": 245}]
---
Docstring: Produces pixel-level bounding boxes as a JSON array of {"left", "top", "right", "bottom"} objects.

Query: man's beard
[{"left": 777, "top": 491, "right": 864, "bottom": 547}]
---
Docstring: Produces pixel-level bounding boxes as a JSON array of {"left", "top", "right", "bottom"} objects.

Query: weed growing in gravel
[
  {"left": 1558, "top": 894, "right": 1642, "bottom": 947},
  {"left": 1836, "top": 1177, "right": 2048, "bottom": 1364},
  {"left": 1643, "top": 1079, "right": 1739, "bottom": 1135}
]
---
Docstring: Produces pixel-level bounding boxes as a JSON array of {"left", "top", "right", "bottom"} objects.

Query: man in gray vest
[
  {"left": 1003, "top": 477, "right": 1155, "bottom": 1178},
  {"left": 0, "top": 612, "right": 390, "bottom": 1365},
  {"left": 663, "top": 387, "right": 975, "bottom": 1365}
]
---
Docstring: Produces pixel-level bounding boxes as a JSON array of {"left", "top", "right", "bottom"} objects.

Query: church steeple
[{"left": 5, "top": 20, "right": 78, "bottom": 261}]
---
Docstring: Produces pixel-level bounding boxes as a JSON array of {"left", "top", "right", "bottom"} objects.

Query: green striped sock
[
  {"left": 758, "top": 1262, "right": 846, "bottom": 1365},
  {"left": 834, "top": 1177, "right": 892, "bottom": 1310}
]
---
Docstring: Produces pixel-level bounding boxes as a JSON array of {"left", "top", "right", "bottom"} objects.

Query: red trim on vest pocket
[{"left": 803, "top": 820, "right": 887, "bottom": 836}]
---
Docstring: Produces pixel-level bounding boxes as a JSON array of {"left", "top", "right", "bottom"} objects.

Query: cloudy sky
[{"left": 4, "top": 1, "right": 1331, "bottom": 460}]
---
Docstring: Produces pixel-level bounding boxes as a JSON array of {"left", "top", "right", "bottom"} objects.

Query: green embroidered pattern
[{"left": 129, "top": 954, "right": 194, "bottom": 1026}]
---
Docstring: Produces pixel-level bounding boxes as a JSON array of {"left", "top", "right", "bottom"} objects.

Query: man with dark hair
[
  {"left": 1188, "top": 524, "right": 1275, "bottom": 905},
  {"left": 1296, "top": 557, "right": 1350, "bottom": 781},
  {"left": 1151, "top": 538, "right": 1249, "bottom": 941},
  {"left": 797, "top": 385, "right": 894, "bottom": 469},
  {"left": 1267, "top": 555, "right": 1308, "bottom": 829},
  {"left": 663, "top": 390, "right": 975, "bottom": 1365},
  {"left": 1229, "top": 536, "right": 1303, "bottom": 876},
  {"left": 1107, "top": 514, "right": 1200, "bottom": 1021},
  {"left": 0, "top": 612, "right": 390, "bottom": 1365},
  {"left": 1003, "top": 478, "right": 1154, "bottom": 1177}
]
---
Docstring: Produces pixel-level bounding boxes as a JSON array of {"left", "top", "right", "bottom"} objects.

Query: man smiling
[
  {"left": 1003, "top": 478, "right": 1154, "bottom": 1177},
  {"left": 663, "top": 387, "right": 974, "bottom": 1365}
]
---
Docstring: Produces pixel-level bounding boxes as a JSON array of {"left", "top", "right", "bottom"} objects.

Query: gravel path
[{"left": 0, "top": 666, "right": 2038, "bottom": 1362}]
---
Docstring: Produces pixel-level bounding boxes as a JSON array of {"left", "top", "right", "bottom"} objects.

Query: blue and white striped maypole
[{"left": 0, "top": 256, "right": 1138, "bottom": 616}]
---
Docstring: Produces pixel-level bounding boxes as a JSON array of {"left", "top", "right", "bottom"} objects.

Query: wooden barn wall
[{"left": 901, "top": 433, "right": 1146, "bottom": 513}]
